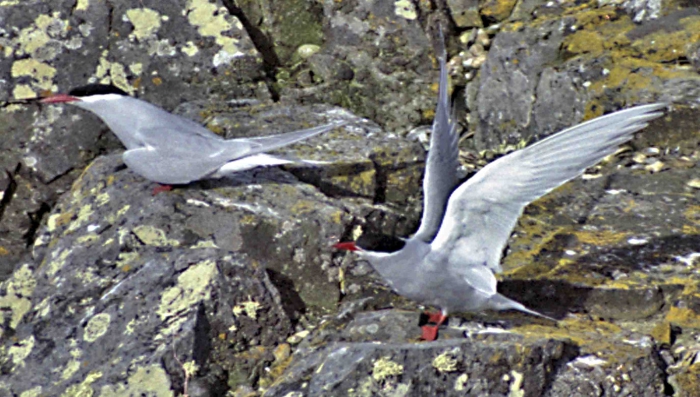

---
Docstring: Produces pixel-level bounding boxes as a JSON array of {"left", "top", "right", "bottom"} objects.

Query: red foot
[
  {"left": 425, "top": 311, "right": 446, "bottom": 325},
  {"left": 419, "top": 311, "right": 448, "bottom": 341},
  {"left": 152, "top": 184, "right": 173, "bottom": 195},
  {"left": 420, "top": 325, "right": 440, "bottom": 341}
]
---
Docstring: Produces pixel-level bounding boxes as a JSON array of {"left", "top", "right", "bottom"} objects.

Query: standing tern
[
  {"left": 335, "top": 47, "right": 667, "bottom": 341},
  {"left": 41, "top": 84, "right": 345, "bottom": 190}
]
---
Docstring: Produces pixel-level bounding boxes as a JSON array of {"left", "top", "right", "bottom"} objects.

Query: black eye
[
  {"left": 356, "top": 232, "right": 405, "bottom": 253},
  {"left": 68, "top": 84, "right": 128, "bottom": 97}
]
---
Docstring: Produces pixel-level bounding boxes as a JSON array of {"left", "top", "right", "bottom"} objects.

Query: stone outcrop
[{"left": 1, "top": 0, "right": 700, "bottom": 396}]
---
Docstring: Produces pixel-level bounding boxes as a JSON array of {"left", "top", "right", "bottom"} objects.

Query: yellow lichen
[
  {"left": 666, "top": 307, "right": 700, "bottom": 329},
  {"left": 432, "top": 351, "right": 459, "bottom": 373},
  {"left": 83, "top": 313, "right": 111, "bottom": 342},
  {"left": 454, "top": 373, "right": 469, "bottom": 391},
  {"left": 132, "top": 225, "right": 180, "bottom": 247},
  {"left": 19, "top": 386, "right": 42, "bottom": 397},
  {"left": 11, "top": 58, "right": 56, "bottom": 90},
  {"left": 233, "top": 298, "right": 261, "bottom": 319},
  {"left": 67, "top": 204, "right": 95, "bottom": 233},
  {"left": 8, "top": 335, "right": 35, "bottom": 368},
  {"left": 13, "top": 84, "right": 37, "bottom": 100},
  {"left": 185, "top": 0, "right": 243, "bottom": 65},
  {"left": 125, "top": 8, "right": 162, "bottom": 40},
  {"left": 181, "top": 41, "right": 199, "bottom": 56},
  {"left": 394, "top": 0, "right": 417, "bottom": 20},
  {"left": 508, "top": 370, "right": 525, "bottom": 397},
  {"left": 157, "top": 260, "right": 216, "bottom": 321},
  {"left": 99, "top": 364, "right": 173, "bottom": 397},
  {"left": 372, "top": 357, "right": 403, "bottom": 381},
  {"left": 61, "top": 371, "right": 102, "bottom": 397}
]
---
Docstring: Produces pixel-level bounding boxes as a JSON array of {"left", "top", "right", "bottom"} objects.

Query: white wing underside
[{"left": 430, "top": 103, "right": 667, "bottom": 276}]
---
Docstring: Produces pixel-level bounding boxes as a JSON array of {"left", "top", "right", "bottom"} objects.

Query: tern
[
  {"left": 335, "top": 47, "right": 666, "bottom": 341},
  {"left": 41, "top": 85, "right": 345, "bottom": 191}
]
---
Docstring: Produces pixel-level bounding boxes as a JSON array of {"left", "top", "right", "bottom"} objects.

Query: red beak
[
  {"left": 40, "top": 94, "right": 80, "bottom": 104},
  {"left": 333, "top": 242, "right": 359, "bottom": 251}
]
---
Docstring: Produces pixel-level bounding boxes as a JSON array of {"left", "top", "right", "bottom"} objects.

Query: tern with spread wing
[
  {"left": 335, "top": 46, "right": 666, "bottom": 341},
  {"left": 41, "top": 85, "right": 345, "bottom": 189}
]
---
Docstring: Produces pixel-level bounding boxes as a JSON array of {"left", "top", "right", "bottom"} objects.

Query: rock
[
  {"left": 468, "top": 6, "right": 700, "bottom": 151},
  {"left": 1, "top": 246, "right": 290, "bottom": 396},
  {"left": 0, "top": 104, "right": 425, "bottom": 394},
  {"left": 0, "top": 0, "right": 267, "bottom": 274},
  {"left": 271, "top": 0, "right": 439, "bottom": 133},
  {"left": 446, "top": 0, "right": 483, "bottom": 28},
  {"left": 262, "top": 311, "right": 669, "bottom": 396}
]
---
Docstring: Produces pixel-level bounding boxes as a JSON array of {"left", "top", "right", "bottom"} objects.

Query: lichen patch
[
  {"left": 83, "top": 313, "right": 111, "bottom": 342},
  {"left": 156, "top": 260, "right": 217, "bottom": 322}
]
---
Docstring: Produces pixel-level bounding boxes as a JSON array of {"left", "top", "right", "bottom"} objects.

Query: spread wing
[
  {"left": 430, "top": 103, "right": 666, "bottom": 273},
  {"left": 413, "top": 41, "right": 460, "bottom": 242}
]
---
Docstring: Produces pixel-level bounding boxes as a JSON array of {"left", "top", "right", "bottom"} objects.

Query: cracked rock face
[
  {"left": 0, "top": 106, "right": 425, "bottom": 395},
  {"left": 1, "top": 0, "right": 700, "bottom": 396},
  {"left": 0, "top": 0, "right": 267, "bottom": 274}
]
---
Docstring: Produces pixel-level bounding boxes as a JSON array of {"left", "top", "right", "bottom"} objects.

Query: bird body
[
  {"left": 335, "top": 43, "right": 666, "bottom": 340},
  {"left": 41, "top": 86, "right": 344, "bottom": 185}
]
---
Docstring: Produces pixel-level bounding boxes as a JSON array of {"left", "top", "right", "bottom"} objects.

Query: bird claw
[{"left": 152, "top": 184, "right": 173, "bottom": 195}]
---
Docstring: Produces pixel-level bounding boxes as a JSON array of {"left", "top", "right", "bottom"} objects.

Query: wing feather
[
  {"left": 413, "top": 41, "right": 460, "bottom": 242},
  {"left": 430, "top": 103, "right": 667, "bottom": 273}
]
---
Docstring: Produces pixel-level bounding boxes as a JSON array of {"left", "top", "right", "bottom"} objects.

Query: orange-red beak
[
  {"left": 40, "top": 94, "right": 80, "bottom": 104},
  {"left": 333, "top": 242, "right": 359, "bottom": 251}
]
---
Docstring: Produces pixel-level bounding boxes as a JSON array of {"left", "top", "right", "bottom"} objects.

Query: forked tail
[{"left": 489, "top": 293, "right": 557, "bottom": 322}]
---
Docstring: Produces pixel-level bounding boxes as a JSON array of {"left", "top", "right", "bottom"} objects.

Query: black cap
[
  {"left": 356, "top": 231, "right": 406, "bottom": 253},
  {"left": 68, "top": 84, "right": 128, "bottom": 97}
]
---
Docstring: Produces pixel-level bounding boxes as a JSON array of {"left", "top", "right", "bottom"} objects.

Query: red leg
[
  {"left": 424, "top": 311, "right": 445, "bottom": 324},
  {"left": 419, "top": 312, "right": 447, "bottom": 341},
  {"left": 152, "top": 184, "right": 173, "bottom": 195}
]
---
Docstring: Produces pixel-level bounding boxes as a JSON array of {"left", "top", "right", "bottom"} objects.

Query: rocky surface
[{"left": 1, "top": 0, "right": 700, "bottom": 396}]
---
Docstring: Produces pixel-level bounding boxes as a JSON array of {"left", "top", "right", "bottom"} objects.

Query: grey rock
[
  {"left": 470, "top": 21, "right": 565, "bottom": 150},
  {"left": 0, "top": 0, "right": 266, "bottom": 274},
  {"left": 619, "top": 0, "right": 663, "bottom": 23},
  {"left": 447, "top": 0, "right": 483, "bottom": 28},
  {"left": 264, "top": 310, "right": 669, "bottom": 396},
  {"left": 2, "top": 246, "right": 290, "bottom": 396}
]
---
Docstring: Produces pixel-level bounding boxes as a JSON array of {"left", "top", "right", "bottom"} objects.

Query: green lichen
[
  {"left": 100, "top": 364, "right": 173, "bottom": 397},
  {"left": 61, "top": 371, "right": 102, "bottom": 397},
  {"left": 0, "top": 264, "right": 36, "bottom": 331},
  {"left": 125, "top": 8, "right": 162, "bottom": 40},
  {"left": 11, "top": 58, "right": 56, "bottom": 93},
  {"left": 67, "top": 204, "right": 94, "bottom": 233},
  {"left": 394, "top": 0, "right": 417, "bottom": 20},
  {"left": 19, "top": 386, "right": 42, "bottom": 397},
  {"left": 157, "top": 260, "right": 216, "bottom": 327},
  {"left": 8, "top": 335, "right": 35, "bottom": 368},
  {"left": 507, "top": 370, "right": 525, "bottom": 397},
  {"left": 83, "top": 313, "right": 111, "bottom": 343},
  {"left": 132, "top": 225, "right": 180, "bottom": 247},
  {"left": 185, "top": 0, "right": 242, "bottom": 64},
  {"left": 454, "top": 373, "right": 469, "bottom": 391},
  {"left": 232, "top": 298, "right": 261, "bottom": 319},
  {"left": 372, "top": 357, "right": 403, "bottom": 381},
  {"left": 432, "top": 351, "right": 459, "bottom": 373}
]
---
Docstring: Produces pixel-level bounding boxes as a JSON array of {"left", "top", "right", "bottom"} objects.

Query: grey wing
[
  {"left": 430, "top": 103, "right": 667, "bottom": 273},
  {"left": 413, "top": 46, "right": 460, "bottom": 242},
  {"left": 122, "top": 147, "right": 236, "bottom": 185}
]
